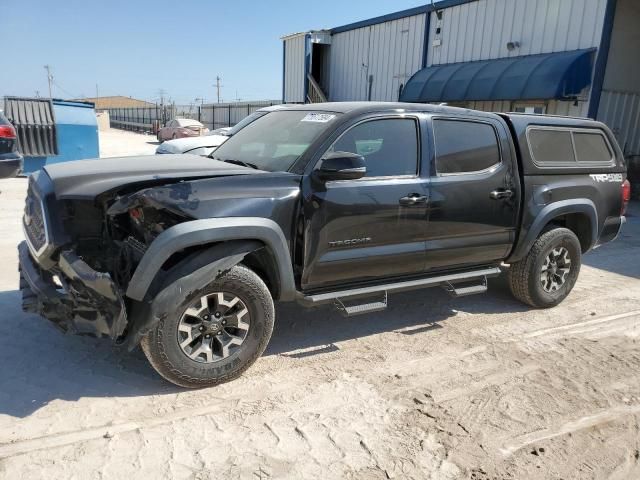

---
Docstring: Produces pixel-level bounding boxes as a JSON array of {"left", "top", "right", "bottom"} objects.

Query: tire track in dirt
[{"left": 500, "top": 405, "right": 640, "bottom": 456}]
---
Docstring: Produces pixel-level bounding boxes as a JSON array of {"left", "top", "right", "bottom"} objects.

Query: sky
[{"left": 0, "top": 0, "right": 427, "bottom": 104}]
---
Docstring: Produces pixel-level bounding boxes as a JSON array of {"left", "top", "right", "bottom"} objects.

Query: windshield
[
  {"left": 211, "top": 110, "right": 340, "bottom": 172},
  {"left": 227, "top": 111, "right": 268, "bottom": 135}
]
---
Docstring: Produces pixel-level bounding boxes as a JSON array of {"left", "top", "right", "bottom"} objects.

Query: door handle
[
  {"left": 399, "top": 194, "right": 428, "bottom": 206},
  {"left": 489, "top": 189, "right": 513, "bottom": 200}
]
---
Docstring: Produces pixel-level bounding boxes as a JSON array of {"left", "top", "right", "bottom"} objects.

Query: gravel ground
[{"left": 0, "top": 130, "right": 639, "bottom": 479}]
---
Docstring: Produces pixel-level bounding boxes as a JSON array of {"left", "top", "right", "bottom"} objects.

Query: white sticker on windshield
[{"left": 301, "top": 113, "right": 336, "bottom": 123}]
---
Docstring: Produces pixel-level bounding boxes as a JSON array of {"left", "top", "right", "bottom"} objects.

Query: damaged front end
[
  {"left": 19, "top": 242, "right": 127, "bottom": 339},
  {"left": 18, "top": 155, "right": 272, "bottom": 349},
  {"left": 18, "top": 171, "right": 193, "bottom": 343}
]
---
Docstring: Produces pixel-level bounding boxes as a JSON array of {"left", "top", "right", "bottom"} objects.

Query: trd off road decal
[{"left": 590, "top": 173, "right": 623, "bottom": 183}]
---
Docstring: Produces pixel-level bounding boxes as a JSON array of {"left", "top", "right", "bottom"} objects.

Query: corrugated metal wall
[
  {"left": 597, "top": 0, "right": 640, "bottom": 156},
  {"left": 425, "top": 0, "right": 606, "bottom": 120},
  {"left": 283, "top": 34, "right": 306, "bottom": 103},
  {"left": 426, "top": 0, "right": 607, "bottom": 66},
  {"left": 598, "top": 91, "right": 640, "bottom": 156},
  {"left": 328, "top": 13, "right": 426, "bottom": 102}
]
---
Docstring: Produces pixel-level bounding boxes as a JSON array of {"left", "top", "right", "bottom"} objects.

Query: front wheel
[
  {"left": 508, "top": 227, "right": 582, "bottom": 308},
  {"left": 141, "top": 265, "right": 274, "bottom": 388}
]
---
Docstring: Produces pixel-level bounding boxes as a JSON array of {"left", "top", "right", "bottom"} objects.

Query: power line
[{"left": 51, "top": 79, "right": 81, "bottom": 99}]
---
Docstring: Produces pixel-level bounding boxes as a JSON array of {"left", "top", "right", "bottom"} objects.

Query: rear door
[
  {"left": 301, "top": 115, "right": 429, "bottom": 291},
  {"left": 423, "top": 116, "right": 520, "bottom": 270}
]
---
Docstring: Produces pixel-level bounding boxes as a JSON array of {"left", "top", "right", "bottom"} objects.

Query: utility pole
[
  {"left": 214, "top": 76, "right": 223, "bottom": 103},
  {"left": 35, "top": 90, "right": 40, "bottom": 98},
  {"left": 95, "top": 83, "right": 99, "bottom": 99},
  {"left": 157, "top": 88, "right": 167, "bottom": 106},
  {"left": 44, "top": 65, "right": 53, "bottom": 98}
]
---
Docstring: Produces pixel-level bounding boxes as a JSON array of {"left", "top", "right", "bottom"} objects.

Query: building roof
[
  {"left": 330, "top": 0, "right": 478, "bottom": 34},
  {"left": 69, "top": 96, "right": 155, "bottom": 109},
  {"left": 281, "top": 1, "right": 484, "bottom": 39}
]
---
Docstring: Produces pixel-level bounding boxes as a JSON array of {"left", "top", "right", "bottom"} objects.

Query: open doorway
[{"left": 310, "top": 43, "right": 330, "bottom": 100}]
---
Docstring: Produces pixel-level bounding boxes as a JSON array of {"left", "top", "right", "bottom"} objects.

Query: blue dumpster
[{"left": 3, "top": 97, "right": 100, "bottom": 174}]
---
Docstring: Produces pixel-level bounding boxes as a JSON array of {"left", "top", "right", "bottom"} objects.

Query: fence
[
  {"left": 200, "top": 100, "right": 282, "bottom": 130},
  {"left": 107, "top": 105, "right": 165, "bottom": 132},
  {"left": 106, "top": 100, "right": 282, "bottom": 133}
]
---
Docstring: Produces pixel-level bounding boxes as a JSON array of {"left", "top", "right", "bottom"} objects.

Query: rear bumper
[
  {"left": 597, "top": 215, "right": 626, "bottom": 246},
  {"left": 0, "top": 155, "right": 23, "bottom": 178},
  {"left": 18, "top": 241, "right": 127, "bottom": 340}
]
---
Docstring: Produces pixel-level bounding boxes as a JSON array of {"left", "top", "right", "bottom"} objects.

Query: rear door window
[{"left": 433, "top": 119, "right": 501, "bottom": 175}]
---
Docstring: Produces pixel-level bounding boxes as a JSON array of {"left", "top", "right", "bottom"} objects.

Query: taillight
[
  {"left": 622, "top": 179, "right": 631, "bottom": 216},
  {"left": 0, "top": 125, "right": 16, "bottom": 138}
]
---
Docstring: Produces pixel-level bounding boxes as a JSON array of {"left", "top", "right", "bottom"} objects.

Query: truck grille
[{"left": 23, "top": 183, "right": 48, "bottom": 254}]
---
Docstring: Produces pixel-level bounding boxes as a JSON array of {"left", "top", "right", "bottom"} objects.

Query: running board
[
  {"left": 335, "top": 292, "right": 387, "bottom": 317},
  {"left": 443, "top": 277, "right": 488, "bottom": 297},
  {"left": 298, "top": 267, "right": 501, "bottom": 306}
]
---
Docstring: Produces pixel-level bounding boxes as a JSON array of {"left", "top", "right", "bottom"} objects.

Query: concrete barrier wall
[{"left": 96, "top": 111, "right": 110, "bottom": 131}]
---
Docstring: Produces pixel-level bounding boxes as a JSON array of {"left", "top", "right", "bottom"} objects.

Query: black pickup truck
[{"left": 18, "top": 102, "right": 630, "bottom": 387}]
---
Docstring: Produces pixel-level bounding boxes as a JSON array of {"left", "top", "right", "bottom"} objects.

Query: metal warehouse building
[{"left": 282, "top": 0, "right": 640, "bottom": 160}]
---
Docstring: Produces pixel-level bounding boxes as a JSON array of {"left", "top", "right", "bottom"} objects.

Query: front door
[
  {"left": 424, "top": 117, "right": 520, "bottom": 270},
  {"left": 301, "top": 116, "right": 429, "bottom": 291}
]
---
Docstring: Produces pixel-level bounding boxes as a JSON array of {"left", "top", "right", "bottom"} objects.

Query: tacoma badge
[{"left": 328, "top": 237, "right": 372, "bottom": 248}]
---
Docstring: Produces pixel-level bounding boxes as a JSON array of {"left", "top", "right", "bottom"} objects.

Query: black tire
[
  {"left": 141, "top": 265, "right": 274, "bottom": 388},
  {"left": 508, "top": 227, "right": 582, "bottom": 308}
]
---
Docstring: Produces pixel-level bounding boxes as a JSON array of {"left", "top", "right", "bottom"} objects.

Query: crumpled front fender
[{"left": 122, "top": 242, "right": 260, "bottom": 350}]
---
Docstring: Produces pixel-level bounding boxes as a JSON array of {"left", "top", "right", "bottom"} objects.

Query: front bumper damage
[{"left": 18, "top": 241, "right": 127, "bottom": 340}]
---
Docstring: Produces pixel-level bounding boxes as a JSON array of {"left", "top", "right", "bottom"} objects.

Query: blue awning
[{"left": 400, "top": 49, "right": 596, "bottom": 103}]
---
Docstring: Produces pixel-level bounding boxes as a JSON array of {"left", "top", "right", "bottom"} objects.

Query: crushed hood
[{"left": 43, "top": 154, "right": 259, "bottom": 199}]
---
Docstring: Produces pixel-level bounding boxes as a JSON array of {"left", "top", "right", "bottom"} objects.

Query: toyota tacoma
[{"left": 19, "top": 102, "right": 630, "bottom": 387}]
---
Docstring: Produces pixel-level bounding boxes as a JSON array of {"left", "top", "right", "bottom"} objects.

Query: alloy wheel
[
  {"left": 540, "top": 247, "right": 571, "bottom": 293},
  {"left": 177, "top": 292, "right": 250, "bottom": 363}
]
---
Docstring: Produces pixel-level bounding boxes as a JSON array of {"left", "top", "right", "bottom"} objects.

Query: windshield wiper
[{"left": 214, "top": 157, "right": 260, "bottom": 170}]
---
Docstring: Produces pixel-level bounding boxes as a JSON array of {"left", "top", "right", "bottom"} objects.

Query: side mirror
[{"left": 316, "top": 151, "right": 366, "bottom": 181}]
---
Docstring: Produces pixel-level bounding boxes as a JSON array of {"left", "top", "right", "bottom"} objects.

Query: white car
[
  {"left": 155, "top": 105, "right": 286, "bottom": 157},
  {"left": 155, "top": 132, "right": 229, "bottom": 156}
]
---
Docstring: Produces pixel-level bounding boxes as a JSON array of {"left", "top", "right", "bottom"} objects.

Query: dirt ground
[
  {"left": 0, "top": 129, "right": 639, "bottom": 479},
  {"left": 98, "top": 127, "right": 158, "bottom": 157}
]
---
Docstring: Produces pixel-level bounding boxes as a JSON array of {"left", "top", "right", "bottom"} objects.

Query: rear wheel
[
  {"left": 508, "top": 227, "right": 581, "bottom": 308},
  {"left": 141, "top": 265, "right": 274, "bottom": 388}
]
